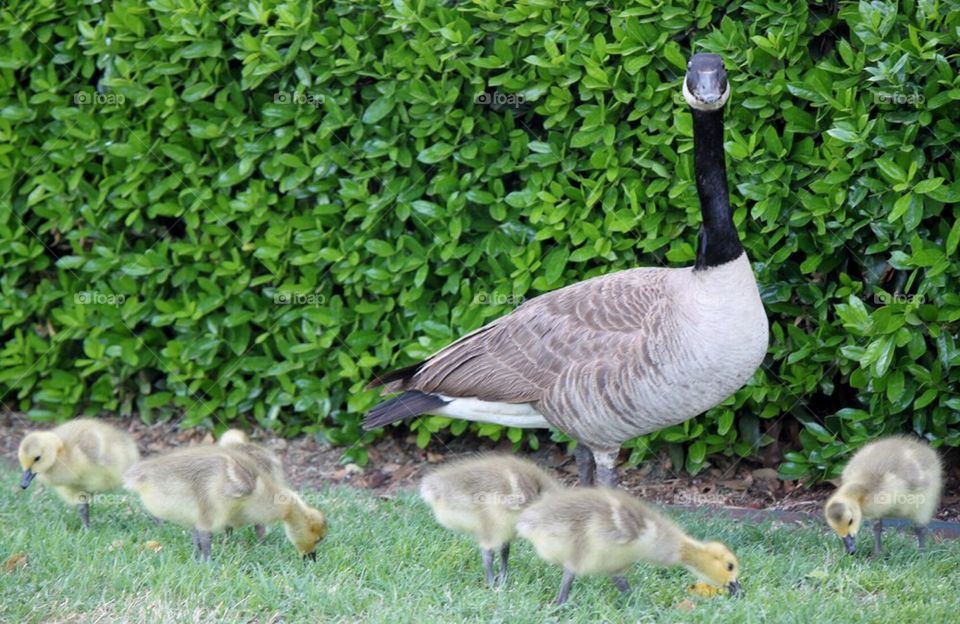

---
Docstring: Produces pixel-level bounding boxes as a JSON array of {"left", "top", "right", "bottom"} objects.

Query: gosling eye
[
  {"left": 848, "top": 519, "right": 853, "bottom": 526},
  {"left": 726, "top": 562, "right": 734, "bottom": 572},
  {"left": 34, "top": 455, "right": 41, "bottom": 462}
]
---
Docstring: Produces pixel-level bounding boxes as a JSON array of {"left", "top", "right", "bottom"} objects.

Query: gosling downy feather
[
  {"left": 517, "top": 487, "right": 740, "bottom": 605},
  {"left": 420, "top": 454, "right": 559, "bottom": 586},
  {"left": 123, "top": 445, "right": 326, "bottom": 560},
  {"left": 17, "top": 418, "right": 140, "bottom": 528},
  {"left": 824, "top": 435, "right": 942, "bottom": 555},
  {"left": 363, "top": 53, "right": 768, "bottom": 488},
  {"left": 217, "top": 429, "right": 287, "bottom": 541}
]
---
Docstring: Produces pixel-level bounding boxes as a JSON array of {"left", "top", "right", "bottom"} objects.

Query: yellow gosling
[
  {"left": 824, "top": 435, "right": 942, "bottom": 555},
  {"left": 420, "top": 454, "right": 559, "bottom": 586},
  {"left": 517, "top": 487, "right": 739, "bottom": 605},
  {"left": 123, "top": 445, "right": 326, "bottom": 561},
  {"left": 18, "top": 418, "right": 140, "bottom": 528}
]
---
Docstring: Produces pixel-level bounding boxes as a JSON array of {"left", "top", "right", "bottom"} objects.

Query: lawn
[{"left": 1, "top": 468, "right": 958, "bottom": 624}]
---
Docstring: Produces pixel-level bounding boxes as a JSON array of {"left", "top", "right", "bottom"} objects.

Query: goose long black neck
[{"left": 692, "top": 107, "right": 742, "bottom": 270}]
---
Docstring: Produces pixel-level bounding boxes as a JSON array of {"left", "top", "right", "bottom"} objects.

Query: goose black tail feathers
[{"left": 362, "top": 391, "right": 449, "bottom": 430}]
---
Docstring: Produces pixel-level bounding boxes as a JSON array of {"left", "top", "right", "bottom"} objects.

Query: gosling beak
[
  {"left": 20, "top": 469, "right": 36, "bottom": 489},
  {"left": 306, "top": 551, "right": 317, "bottom": 562},
  {"left": 727, "top": 580, "right": 741, "bottom": 597},
  {"left": 843, "top": 535, "right": 856, "bottom": 554}
]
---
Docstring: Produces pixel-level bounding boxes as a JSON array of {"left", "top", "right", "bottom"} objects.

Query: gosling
[
  {"left": 18, "top": 418, "right": 140, "bottom": 528},
  {"left": 824, "top": 435, "right": 942, "bottom": 556},
  {"left": 517, "top": 487, "right": 740, "bottom": 605},
  {"left": 420, "top": 454, "right": 559, "bottom": 586},
  {"left": 217, "top": 428, "right": 287, "bottom": 540},
  {"left": 123, "top": 445, "right": 326, "bottom": 561}
]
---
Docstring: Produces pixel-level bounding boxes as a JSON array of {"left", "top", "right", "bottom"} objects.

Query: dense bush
[{"left": 0, "top": 0, "right": 957, "bottom": 476}]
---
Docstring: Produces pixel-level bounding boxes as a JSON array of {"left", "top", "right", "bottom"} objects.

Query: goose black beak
[
  {"left": 20, "top": 469, "right": 36, "bottom": 489},
  {"left": 685, "top": 53, "right": 729, "bottom": 107},
  {"left": 727, "top": 580, "right": 741, "bottom": 597},
  {"left": 843, "top": 535, "right": 856, "bottom": 554}
]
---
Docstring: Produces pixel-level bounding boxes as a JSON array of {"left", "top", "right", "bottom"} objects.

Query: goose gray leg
[
  {"left": 915, "top": 525, "right": 927, "bottom": 551},
  {"left": 495, "top": 543, "right": 510, "bottom": 585},
  {"left": 77, "top": 501, "right": 90, "bottom": 529},
  {"left": 481, "top": 548, "right": 496, "bottom": 587},
  {"left": 554, "top": 569, "right": 576, "bottom": 606},
  {"left": 193, "top": 529, "right": 212, "bottom": 561},
  {"left": 612, "top": 575, "right": 630, "bottom": 593},
  {"left": 574, "top": 444, "right": 596, "bottom": 486},
  {"left": 594, "top": 449, "right": 620, "bottom": 488},
  {"left": 872, "top": 519, "right": 883, "bottom": 557}
]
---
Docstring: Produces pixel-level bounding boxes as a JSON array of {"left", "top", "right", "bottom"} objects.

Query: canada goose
[
  {"left": 362, "top": 53, "right": 768, "bottom": 487},
  {"left": 17, "top": 418, "right": 140, "bottom": 528},
  {"left": 516, "top": 487, "right": 740, "bottom": 605},
  {"left": 123, "top": 446, "right": 327, "bottom": 560},
  {"left": 824, "top": 436, "right": 942, "bottom": 556},
  {"left": 419, "top": 454, "right": 559, "bottom": 586}
]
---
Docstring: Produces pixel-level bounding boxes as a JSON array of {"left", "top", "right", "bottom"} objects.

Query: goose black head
[{"left": 683, "top": 53, "right": 730, "bottom": 111}]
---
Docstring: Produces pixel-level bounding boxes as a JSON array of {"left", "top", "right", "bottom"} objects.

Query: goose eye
[{"left": 726, "top": 562, "right": 734, "bottom": 572}]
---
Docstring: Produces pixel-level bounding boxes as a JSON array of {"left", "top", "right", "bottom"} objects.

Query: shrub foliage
[{"left": 0, "top": 0, "right": 957, "bottom": 476}]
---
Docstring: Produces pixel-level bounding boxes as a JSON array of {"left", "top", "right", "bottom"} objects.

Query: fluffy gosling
[
  {"left": 824, "top": 435, "right": 942, "bottom": 555},
  {"left": 217, "top": 428, "right": 287, "bottom": 540},
  {"left": 517, "top": 487, "right": 740, "bottom": 605},
  {"left": 18, "top": 418, "right": 140, "bottom": 528},
  {"left": 420, "top": 454, "right": 559, "bottom": 586},
  {"left": 123, "top": 446, "right": 326, "bottom": 561}
]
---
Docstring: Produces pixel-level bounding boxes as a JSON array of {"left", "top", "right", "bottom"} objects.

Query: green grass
[{"left": 1, "top": 469, "right": 958, "bottom": 623}]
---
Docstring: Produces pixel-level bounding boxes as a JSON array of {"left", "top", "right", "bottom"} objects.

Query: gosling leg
[
  {"left": 481, "top": 548, "right": 496, "bottom": 587},
  {"left": 255, "top": 525, "right": 266, "bottom": 542},
  {"left": 872, "top": 519, "right": 883, "bottom": 557},
  {"left": 495, "top": 543, "right": 510, "bottom": 586},
  {"left": 915, "top": 525, "right": 927, "bottom": 552},
  {"left": 594, "top": 449, "right": 620, "bottom": 488},
  {"left": 574, "top": 444, "right": 596, "bottom": 487},
  {"left": 193, "top": 529, "right": 212, "bottom": 561},
  {"left": 554, "top": 568, "right": 575, "bottom": 606},
  {"left": 77, "top": 501, "right": 90, "bottom": 529},
  {"left": 612, "top": 575, "right": 630, "bottom": 593}
]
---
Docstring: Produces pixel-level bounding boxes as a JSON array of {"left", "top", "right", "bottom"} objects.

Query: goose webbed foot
[
  {"left": 915, "top": 525, "right": 927, "bottom": 552},
  {"left": 871, "top": 519, "right": 883, "bottom": 558},
  {"left": 482, "top": 548, "right": 496, "bottom": 587},
  {"left": 573, "top": 444, "right": 596, "bottom": 487},
  {"left": 77, "top": 501, "right": 90, "bottom": 529},
  {"left": 612, "top": 575, "right": 629, "bottom": 593},
  {"left": 493, "top": 543, "right": 510, "bottom": 586},
  {"left": 192, "top": 529, "right": 212, "bottom": 561},
  {"left": 554, "top": 569, "right": 576, "bottom": 606}
]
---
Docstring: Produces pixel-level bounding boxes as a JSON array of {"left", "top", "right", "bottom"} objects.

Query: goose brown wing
[{"left": 376, "top": 268, "right": 672, "bottom": 403}]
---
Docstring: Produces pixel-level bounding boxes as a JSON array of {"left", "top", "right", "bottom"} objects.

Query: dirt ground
[{"left": 2, "top": 411, "right": 958, "bottom": 523}]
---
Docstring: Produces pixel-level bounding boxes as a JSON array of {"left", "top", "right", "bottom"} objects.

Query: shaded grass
[{"left": 1, "top": 471, "right": 958, "bottom": 623}]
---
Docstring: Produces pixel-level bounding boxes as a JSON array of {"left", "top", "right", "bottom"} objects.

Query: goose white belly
[{"left": 434, "top": 396, "right": 550, "bottom": 428}]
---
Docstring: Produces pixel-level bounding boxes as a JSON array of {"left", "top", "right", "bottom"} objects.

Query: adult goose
[{"left": 363, "top": 54, "right": 768, "bottom": 487}]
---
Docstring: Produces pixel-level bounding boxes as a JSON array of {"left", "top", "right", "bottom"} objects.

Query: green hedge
[{"left": 1, "top": 0, "right": 957, "bottom": 477}]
